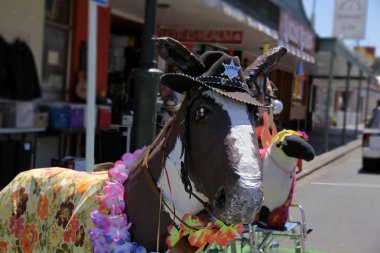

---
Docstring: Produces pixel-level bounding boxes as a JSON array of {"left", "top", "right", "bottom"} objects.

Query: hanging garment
[
  {"left": 0, "top": 36, "right": 11, "bottom": 98},
  {"left": 7, "top": 39, "right": 41, "bottom": 100}
]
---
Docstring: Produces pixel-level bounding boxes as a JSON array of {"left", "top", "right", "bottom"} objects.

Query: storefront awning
[
  {"left": 111, "top": 0, "right": 316, "bottom": 65},
  {"left": 312, "top": 38, "right": 374, "bottom": 80}
]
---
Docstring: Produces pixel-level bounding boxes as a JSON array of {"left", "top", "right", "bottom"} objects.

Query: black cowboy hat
[
  {"left": 161, "top": 51, "right": 267, "bottom": 107},
  {"left": 155, "top": 37, "right": 274, "bottom": 107}
]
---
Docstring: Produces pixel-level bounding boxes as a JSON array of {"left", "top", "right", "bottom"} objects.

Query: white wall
[{"left": 0, "top": 0, "right": 45, "bottom": 78}]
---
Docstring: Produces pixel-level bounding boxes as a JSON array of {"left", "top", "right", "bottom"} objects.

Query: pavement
[{"left": 298, "top": 126, "right": 363, "bottom": 180}]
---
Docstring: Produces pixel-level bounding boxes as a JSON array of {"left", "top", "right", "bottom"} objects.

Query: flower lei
[
  {"left": 89, "top": 147, "right": 244, "bottom": 252},
  {"left": 166, "top": 214, "right": 244, "bottom": 249},
  {"left": 89, "top": 147, "right": 147, "bottom": 253}
]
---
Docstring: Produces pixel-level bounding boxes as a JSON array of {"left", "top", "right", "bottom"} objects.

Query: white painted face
[
  {"left": 204, "top": 91, "right": 263, "bottom": 224},
  {"left": 205, "top": 91, "right": 262, "bottom": 189}
]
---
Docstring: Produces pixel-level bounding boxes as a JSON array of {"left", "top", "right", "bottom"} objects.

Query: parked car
[{"left": 362, "top": 107, "right": 380, "bottom": 168}]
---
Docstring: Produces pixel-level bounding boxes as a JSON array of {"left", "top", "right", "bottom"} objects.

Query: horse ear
[
  {"left": 244, "top": 46, "right": 287, "bottom": 86},
  {"left": 153, "top": 37, "right": 205, "bottom": 76}
]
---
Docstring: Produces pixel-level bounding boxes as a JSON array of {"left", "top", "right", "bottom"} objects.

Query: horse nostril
[{"left": 213, "top": 187, "right": 226, "bottom": 209}]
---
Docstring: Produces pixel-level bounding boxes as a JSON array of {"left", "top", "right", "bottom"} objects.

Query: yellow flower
[{"left": 49, "top": 223, "right": 61, "bottom": 247}]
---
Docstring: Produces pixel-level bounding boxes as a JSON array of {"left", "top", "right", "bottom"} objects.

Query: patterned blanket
[{"left": 0, "top": 168, "right": 108, "bottom": 253}]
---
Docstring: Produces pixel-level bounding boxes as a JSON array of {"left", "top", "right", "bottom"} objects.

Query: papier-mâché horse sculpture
[{"left": 0, "top": 37, "right": 288, "bottom": 252}]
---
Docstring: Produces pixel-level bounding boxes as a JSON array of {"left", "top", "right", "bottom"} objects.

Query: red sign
[
  {"left": 279, "top": 11, "right": 316, "bottom": 56},
  {"left": 157, "top": 28, "right": 243, "bottom": 44}
]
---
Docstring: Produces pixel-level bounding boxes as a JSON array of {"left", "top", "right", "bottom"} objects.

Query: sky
[{"left": 302, "top": 0, "right": 380, "bottom": 57}]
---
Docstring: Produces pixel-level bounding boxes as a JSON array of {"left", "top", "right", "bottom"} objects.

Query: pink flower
[
  {"left": 102, "top": 181, "right": 125, "bottom": 215},
  {"left": 122, "top": 147, "right": 145, "bottom": 167},
  {"left": 9, "top": 215, "right": 24, "bottom": 237},
  {"left": 108, "top": 161, "right": 128, "bottom": 184},
  {"left": 297, "top": 131, "right": 309, "bottom": 140}
]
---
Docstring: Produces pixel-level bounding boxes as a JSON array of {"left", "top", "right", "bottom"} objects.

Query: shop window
[
  {"left": 338, "top": 91, "right": 351, "bottom": 111},
  {"left": 41, "top": 0, "right": 72, "bottom": 99}
]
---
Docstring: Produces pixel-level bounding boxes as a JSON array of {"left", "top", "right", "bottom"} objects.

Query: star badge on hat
[{"left": 222, "top": 59, "right": 241, "bottom": 79}]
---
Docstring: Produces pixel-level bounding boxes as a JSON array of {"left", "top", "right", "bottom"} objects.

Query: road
[{"left": 289, "top": 147, "right": 380, "bottom": 253}]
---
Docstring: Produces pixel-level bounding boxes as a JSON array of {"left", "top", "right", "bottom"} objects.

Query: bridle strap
[{"left": 141, "top": 120, "right": 202, "bottom": 231}]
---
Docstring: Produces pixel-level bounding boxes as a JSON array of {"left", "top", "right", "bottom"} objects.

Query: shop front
[
  {"left": 311, "top": 38, "right": 377, "bottom": 152},
  {"left": 1, "top": 0, "right": 319, "bottom": 185}
]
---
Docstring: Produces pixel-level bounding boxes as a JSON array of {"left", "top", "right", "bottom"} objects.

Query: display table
[
  {"left": 50, "top": 124, "right": 132, "bottom": 162},
  {"left": 0, "top": 127, "right": 46, "bottom": 134}
]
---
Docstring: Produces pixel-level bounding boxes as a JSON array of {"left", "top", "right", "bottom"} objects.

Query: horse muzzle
[{"left": 211, "top": 182, "right": 264, "bottom": 224}]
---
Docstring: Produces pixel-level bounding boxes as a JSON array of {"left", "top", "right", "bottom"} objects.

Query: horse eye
[{"left": 193, "top": 106, "right": 208, "bottom": 122}]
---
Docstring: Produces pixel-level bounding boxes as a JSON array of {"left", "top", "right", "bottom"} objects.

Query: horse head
[{"left": 154, "top": 37, "right": 272, "bottom": 225}]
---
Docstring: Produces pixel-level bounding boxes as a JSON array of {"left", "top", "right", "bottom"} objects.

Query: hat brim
[{"left": 161, "top": 73, "right": 271, "bottom": 107}]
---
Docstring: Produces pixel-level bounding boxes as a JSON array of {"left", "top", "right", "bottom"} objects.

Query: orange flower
[
  {"left": 63, "top": 216, "right": 79, "bottom": 242},
  {"left": 42, "top": 168, "right": 64, "bottom": 178},
  {"left": 53, "top": 185, "right": 61, "bottom": 200},
  {"left": 76, "top": 174, "right": 107, "bottom": 194},
  {"left": 20, "top": 224, "right": 38, "bottom": 253},
  {"left": 0, "top": 242, "right": 8, "bottom": 253},
  {"left": 36, "top": 194, "right": 49, "bottom": 220}
]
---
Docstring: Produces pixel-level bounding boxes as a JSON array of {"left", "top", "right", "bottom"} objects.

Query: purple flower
[
  {"left": 121, "top": 153, "right": 132, "bottom": 165},
  {"left": 134, "top": 245, "right": 148, "bottom": 253},
  {"left": 91, "top": 210, "right": 110, "bottom": 229},
  {"left": 89, "top": 228, "right": 109, "bottom": 253},
  {"left": 103, "top": 214, "right": 132, "bottom": 243},
  {"left": 109, "top": 241, "right": 139, "bottom": 253}
]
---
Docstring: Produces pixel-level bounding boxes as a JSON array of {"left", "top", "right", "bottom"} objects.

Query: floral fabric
[{"left": 0, "top": 167, "right": 108, "bottom": 253}]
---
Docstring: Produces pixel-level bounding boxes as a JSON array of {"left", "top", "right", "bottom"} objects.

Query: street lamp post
[{"left": 130, "top": 0, "right": 163, "bottom": 151}]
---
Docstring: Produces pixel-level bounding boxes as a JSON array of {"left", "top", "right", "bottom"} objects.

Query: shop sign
[
  {"left": 157, "top": 28, "right": 243, "bottom": 44},
  {"left": 279, "top": 11, "right": 316, "bottom": 56},
  {"left": 354, "top": 46, "right": 376, "bottom": 68}
]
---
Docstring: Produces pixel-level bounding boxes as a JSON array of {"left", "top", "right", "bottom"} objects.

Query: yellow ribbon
[{"left": 271, "top": 129, "right": 303, "bottom": 144}]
